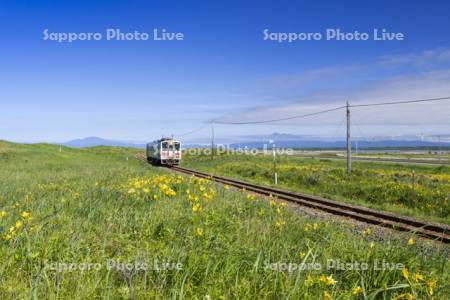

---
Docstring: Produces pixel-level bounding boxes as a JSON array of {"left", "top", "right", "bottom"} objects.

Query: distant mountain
[
  {"left": 224, "top": 133, "right": 450, "bottom": 149},
  {"left": 59, "top": 134, "right": 450, "bottom": 149},
  {"left": 229, "top": 140, "right": 450, "bottom": 149},
  {"left": 62, "top": 137, "right": 145, "bottom": 148}
]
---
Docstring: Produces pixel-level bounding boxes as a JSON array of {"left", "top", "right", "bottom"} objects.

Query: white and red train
[{"left": 146, "top": 137, "right": 181, "bottom": 165}]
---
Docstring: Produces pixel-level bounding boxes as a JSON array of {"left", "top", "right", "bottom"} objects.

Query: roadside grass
[
  {"left": 181, "top": 151, "right": 450, "bottom": 225},
  {"left": 0, "top": 141, "right": 449, "bottom": 298}
]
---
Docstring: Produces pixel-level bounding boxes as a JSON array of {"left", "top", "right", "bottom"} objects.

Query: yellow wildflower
[
  {"left": 352, "top": 286, "right": 362, "bottom": 296},
  {"left": 407, "top": 238, "right": 414, "bottom": 246},
  {"left": 275, "top": 220, "right": 285, "bottom": 230},
  {"left": 392, "top": 293, "right": 413, "bottom": 300},
  {"left": 369, "top": 242, "right": 375, "bottom": 248},
  {"left": 325, "top": 275, "right": 337, "bottom": 286},
  {"left": 21, "top": 211, "right": 31, "bottom": 220},
  {"left": 401, "top": 267, "right": 409, "bottom": 280},
  {"left": 299, "top": 251, "right": 306, "bottom": 259},
  {"left": 0, "top": 210, "right": 7, "bottom": 218},
  {"left": 362, "top": 228, "right": 372, "bottom": 236},
  {"left": 319, "top": 274, "right": 326, "bottom": 283},
  {"left": 195, "top": 227, "right": 204, "bottom": 236},
  {"left": 304, "top": 275, "right": 313, "bottom": 287},
  {"left": 128, "top": 188, "right": 136, "bottom": 194},
  {"left": 413, "top": 273, "right": 423, "bottom": 282},
  {"left": 425, "top": 279, "right": 437, "bottom": 296},
  {"left": 224, "top": 185, "right": 230, "bottom": 190},
  {"left": 192, "top": 203, "right": 201, "bottom": 213},
  {"left": 164, "top": 188, "right": 176, "bottom": 197},
  {"left": 323, "top": 291, "right": 332, "bottom": 300},
  {"left": 203, "top": 192, "right": 212, "bottom": 200},
  {"left": 15, "top": 220, "right": 23, "bottom": 229}
]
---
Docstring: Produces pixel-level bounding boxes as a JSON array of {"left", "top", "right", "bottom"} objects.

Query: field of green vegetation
[
  {"left": 291, "top": 151, "right": 450, "bottom": 166},
  {"left": 182, "top": 151, "right": 450, "bottom": 225},
  {"left": 0, "top": 141, "right": 449, "bottom": 299},
  {"left": 293, "top": 151, "right": 450, "bottom": 163}
]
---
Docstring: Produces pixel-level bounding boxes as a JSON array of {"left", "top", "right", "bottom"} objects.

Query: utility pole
[
  {"left": 346, "top": 101, "right": 351, "bottom": 174},
  {"left": 211, "top": 122, "right": 215, "bottom": 158},
  {"left": 438, "top": 135, "right": 442, "bottom": 162},
  {"left": 272, "top": 142, "right": 278, "bottom": 185}
]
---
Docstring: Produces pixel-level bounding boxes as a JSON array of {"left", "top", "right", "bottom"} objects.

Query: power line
[
  {"left": 176, "top": 124, "right": 210, "bottom": 137},
  {"left": 349, "top": 96, "right": 450, "bottom": 108},
  {"left": 211, "top": 96, "right": 450, "bottom": 125},
  {"left": 330, "top": 114, "right": 347, "bottom": 139},
  {"left": 212, "top": 105, "right": 346, "bottom": 125},
  {"left": 174, "top": 95, "right": 450, "bottom": 138}
]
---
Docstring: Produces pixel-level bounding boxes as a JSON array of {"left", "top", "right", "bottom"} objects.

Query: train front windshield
[{"left": 161, "top": 142, "right": 179, "bottom": 151}]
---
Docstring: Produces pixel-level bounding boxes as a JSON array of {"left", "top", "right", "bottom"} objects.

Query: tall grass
[
  {"left": 0, "top": 142, "right": 448, "bottom": 299},
  {"left": 182, "top": 151, "right": 450, "bottom": 225}
]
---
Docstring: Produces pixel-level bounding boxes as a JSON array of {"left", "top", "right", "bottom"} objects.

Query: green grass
[
  {"left": 181, "top": 151, "right": 450, "bottom": 225},
  {"left": 0, "top": 141, "right": 449, "bottom": 299},
  {"left": 292, "top": 151, "right": 450, "bottom": 164}
]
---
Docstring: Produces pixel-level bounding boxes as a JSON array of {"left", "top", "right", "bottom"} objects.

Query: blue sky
[{"left": 1, "top": 0, "right": 450, "bottom": 143}]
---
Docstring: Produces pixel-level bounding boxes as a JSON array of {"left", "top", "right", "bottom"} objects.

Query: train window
[
  {"left": 161, "top": 142, "right": 168, "bottom": 150},
  {"left": 174, "top": 143, "right": 180, "bottom": 150}
]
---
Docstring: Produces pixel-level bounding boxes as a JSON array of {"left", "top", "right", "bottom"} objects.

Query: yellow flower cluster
[
  {"left": 352, "top": 286, "right": 362, "bottom": 296},
  {"left": 304, "top": 274, "right": 337, "bottom": 288},
  {"left": 125, "top": 175, "right": 180, "bottom": 200},
  {"left": 186, "top": 176, "right": 216, "bottom": 214},
  {"left": 303, "top": 223, "right": 320, "bottom": 232},
  {"left": 400, "top": 266, "right": 438, "bottom": 296},
  {"left": 319, "top": 274, "right": 337, "bottom": 286},
  {"left": 361, "top": 228, "right": 372, "bottom": 236},
  {"left": 275, "top": 220, "right": 285, "bottom": 230},
  {"left": 3, "top": 211, "right": 33, "bottom": 241}
]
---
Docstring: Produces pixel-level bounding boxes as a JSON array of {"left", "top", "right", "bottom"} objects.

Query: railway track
[
  {"left": 168, "top": 165, "right": 450, "bottom": 244},
  {"left": 134, "top": 153, "right": 450, "bottom": 243}
]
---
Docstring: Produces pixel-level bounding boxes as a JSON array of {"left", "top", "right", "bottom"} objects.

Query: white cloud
[
  {"left": 378, "top": 47, "right": 450, "bottom": 67},
  {"left": 213, "top": 49, "right": 450, "bottom": 137}
]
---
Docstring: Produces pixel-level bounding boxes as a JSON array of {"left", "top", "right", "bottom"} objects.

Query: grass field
[
  {"left": 291, "top": 151, "right": 450, "bottom": 165},
  {"left": 181, "top": 151, "right": 450, "bottom": 226},
  {"left": 0, "top": 141, "right": 449, "bottom": 299}
]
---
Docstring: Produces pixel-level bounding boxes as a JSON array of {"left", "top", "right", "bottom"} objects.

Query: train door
[
  {"left": 174, "top": 141, "right": 181, "bottom": 161},
  {"left": 167, "top": 142, "right": 175, "bottom": 160},
  {"left": 161, "top": 141, "right": 174, "bottom": 163}
]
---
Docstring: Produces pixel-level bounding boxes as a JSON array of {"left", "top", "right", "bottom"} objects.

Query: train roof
[{"left": 152, "top": 137, "right": 180, "bottom": 143}]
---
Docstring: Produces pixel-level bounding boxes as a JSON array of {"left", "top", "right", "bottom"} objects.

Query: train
[{"left": 146, "top": 137, "right": 181, "bottom": 165}]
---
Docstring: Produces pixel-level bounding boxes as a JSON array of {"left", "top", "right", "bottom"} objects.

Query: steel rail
[{"left": 168, "top": 165, "right": 450, "bottom": 243}]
